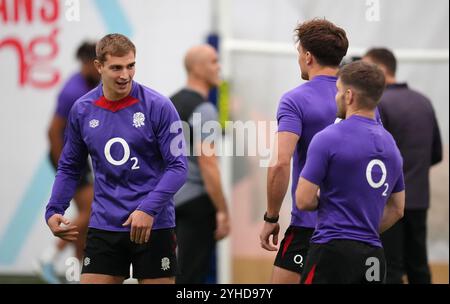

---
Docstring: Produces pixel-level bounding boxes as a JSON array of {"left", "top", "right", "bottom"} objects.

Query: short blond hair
[{"left": 96, "top": 33, "right": 136, "bottom": 63}]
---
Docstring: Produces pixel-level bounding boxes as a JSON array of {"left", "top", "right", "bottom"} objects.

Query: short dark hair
[
  {"left": 364, "top": 48, "right": 397, "bottom": 76},
  {"left": 96, "top": 33, "right": 136, "bottom": 63},
  {"left": 76, "top": 41, "right": 97, "bottom": 63},
  {"left": 338, "top": 61, "right": 385, "bottom": 109},
  {"left": 295, "top": 18, "right": 348, "bottom": 67}
]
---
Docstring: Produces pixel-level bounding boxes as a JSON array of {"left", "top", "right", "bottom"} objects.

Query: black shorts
[
  {"left": 81, "top": 228, "right": 177, "bottom": 279},
  {"left": 49, "top": 153, "right": 92, "bottom": 189},
  {"left": 301, "top": 239, "right": 386, "bottom": 284},
  {"left": 274, "top": 226, "right": 314, "bottom": 274}
]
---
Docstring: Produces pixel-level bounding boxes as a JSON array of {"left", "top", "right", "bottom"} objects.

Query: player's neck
[
  {"left": 308, "top": 66, "right": 338, "bottom": 80},
  {"left": 346, "top": 109, "right": 375, "bottom": 120},
  {"left": 103, "top": 86, "right": 132, "bottom": 101},
  {"left": 385, "top": 75, "right": 397, "bottom": 85},
  {"left": 186, "top": 78, "right": 209, "bottom": 99}
]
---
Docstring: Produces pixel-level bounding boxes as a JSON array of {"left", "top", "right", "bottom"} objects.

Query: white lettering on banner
[{"left": 0, "top": 0, "right": 61, "bottom": 89}]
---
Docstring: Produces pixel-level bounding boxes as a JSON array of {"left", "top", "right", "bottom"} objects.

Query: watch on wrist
[{"left": 264, "top": 212, "right": 279, "bottom": 223}]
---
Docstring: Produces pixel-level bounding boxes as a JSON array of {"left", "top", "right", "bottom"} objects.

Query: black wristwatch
[{"left": 264, "top": 212, "right": 279, "bottom": 223}]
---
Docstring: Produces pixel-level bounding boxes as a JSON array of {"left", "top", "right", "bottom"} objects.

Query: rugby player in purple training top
[
  {"left": 259, "top": 19, "right": 349, "bottom": 283},
  {"left": 36, "top": 41, "right": 99, "bottom": 284},
  {"left": 45, "top": 34, "right": 188, "bottom": 284},
  {"left": 297, "top": 61, "right": 405, "bottom": 284}
]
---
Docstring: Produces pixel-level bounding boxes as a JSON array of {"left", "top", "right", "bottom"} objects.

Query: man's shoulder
[
  {"left": 193, "top": 101, "right": 218, "bottom": 122},
  {"left": 70, "top": 86, "right": 101, "bottom": 115},
  {"left": 63, "top": 72, "right": 83, "bottom": 86},
  {"left": 193, "top": 100, "right": 217, "bottom": 113},
  {"left": 377, "top": 126, "right": 403, "bottom": 163},
  {"left": 171, "top": 88, "right": 203, "bottom": 100},
  {"left": 170, "top": 89, "right": 205, "bottom": 109},
  {"left": 59, "top": 73, "right": 85, "bottom": 94},
  {"left": 282, "top": 83, "right": 309, "bottom": 99},
  {"left": 280, "top": 81, "right": 323, "bottom": 107},
  {"left": 380, "top": 126, "right": 399, "bottom": 149},
  {"left": 134, "top": 82, "right": 172, "bottom": 109},
  {"left": 383, "top": 84, "right": 431, "bottom": 105},
  {"left": 312, "top": 122, "right": 341, "bottom": 144},
  {"left": 277, "top": 86, "right": 303, "bottom": 115},
  {"left": 170, "top": 89, "right": 208, "bottom": 122},
  {"left": 137, "top": 82, "right": 168, "bottom": 100},
  {"left": 381, "top": 85, "right": 435, "bottom": 119}
]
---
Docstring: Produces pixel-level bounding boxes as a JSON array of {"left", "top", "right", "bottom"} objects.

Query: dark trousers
[
  {"left": 381, "top": 209, "right": 431, "bottom": 284},
  {"left": 175, "top": 194, "right": 216, "bottom": 284}
]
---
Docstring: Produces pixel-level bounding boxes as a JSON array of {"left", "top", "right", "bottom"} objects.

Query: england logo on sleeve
[
  {"left": 133, "top": 112, "right": 145, "bottom": 128},
  {"left": 89, "top": 119, "right": 100, "bottom": 128}
]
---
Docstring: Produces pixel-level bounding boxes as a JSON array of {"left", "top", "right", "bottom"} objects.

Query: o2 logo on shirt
[
  {"left": 104, "top": 137, "right": 140, "bottom": 170},
  {"left": 366, "top": 159, "right": 388, "bottom": 196}
]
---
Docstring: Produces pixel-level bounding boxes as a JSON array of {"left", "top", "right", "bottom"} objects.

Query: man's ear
[
  {"left": 94, "top": 59, "right": 102, "bottom": 74},
  {"left": 305, "top": 51, "right": 313, "bottom": 65},
  {"left": 346, "top": 88, "right": 354, "bottom": 105}
]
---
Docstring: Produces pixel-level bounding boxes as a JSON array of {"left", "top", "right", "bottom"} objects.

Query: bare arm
[
  {"left": 48, "top": 115, "right": 67, "bottom": 167},
  {"left": 197, "top": 141, "right": 230, "bottom": 240},
  {"left": 266, "top": 132, "right": 299, "bottom": 217},
  {"left": 260, "top": 132, "right": 298, "bottom": 251},
  {"left": 295, "top": 177, "right": 320, "bottom": 211},
  {"left": 379, "top": 191, "right": 405, "bottom": 233}
]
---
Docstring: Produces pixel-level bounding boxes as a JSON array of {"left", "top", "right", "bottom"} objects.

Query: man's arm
[
  {"left": 50, "top": 89, "right": 77, "bottom": 167},
  {"left": 378, "top": 102, "right": 389, "bottom": 130},
  {"left": 137, "top": 101, "right": 188, "bottom": 217},
  {"left": 295, "top": 131, "right": 330, "bottom": 213},
  {"left": 431, "top": 114, "right": 443, "bottom": 166},
  {"left": 379, "top": 191, "right": 405, "bottom": 233},
  {"left": 296, "top": 177, "right": 320, "bottom": 211},
  {"left": 260, "top": 132, "right": 298, "bottom": 251},
  {"left": 129, "top": 101, "right": 187, "bottom": 244},
  {"left": 197, "top": 141, "right": 230, "bottom": 240},
  {"left": 45, "top": 107, "right": 87, "bottom": 241},
  {"left": 48, "top": 115, "right": 67, "bottom": 167},
  {"left": 266, "top": 132, "right": 299, "bottom": 217}
]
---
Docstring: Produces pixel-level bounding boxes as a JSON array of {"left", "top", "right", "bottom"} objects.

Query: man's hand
[
  {"left": 215, "top": 210, "right": 230, "bottom": 241},
  {"left": 122, "top": 210, "right": 154, "bottom": 244},
  {"left": 47, "top": 214, "right": 79, "bottom": 242},
  {"left": 259, "top": 222, "right": 280, "bottom": 251}
]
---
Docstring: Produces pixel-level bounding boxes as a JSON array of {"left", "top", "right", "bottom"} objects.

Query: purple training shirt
[
  {"left": 55, "top": 73, "right": 93, "bottom": 119},
  {"left": 301, "top": 115, "right": 405, "bottom": 247},
  {"left": 45, "top": 81, "right": 188, "bottom": 231},
  {"left": 277, "top": 75, "right": 338, "bottom": 228}
]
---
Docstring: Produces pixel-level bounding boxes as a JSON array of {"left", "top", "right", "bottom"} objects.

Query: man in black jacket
[{"left": 363, "top": 48, "right": 443, "bottom": 284}]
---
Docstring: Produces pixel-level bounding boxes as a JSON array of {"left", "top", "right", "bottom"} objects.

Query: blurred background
[{"left": 0, "top": 0, "right": 448, "bottom": 283}]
